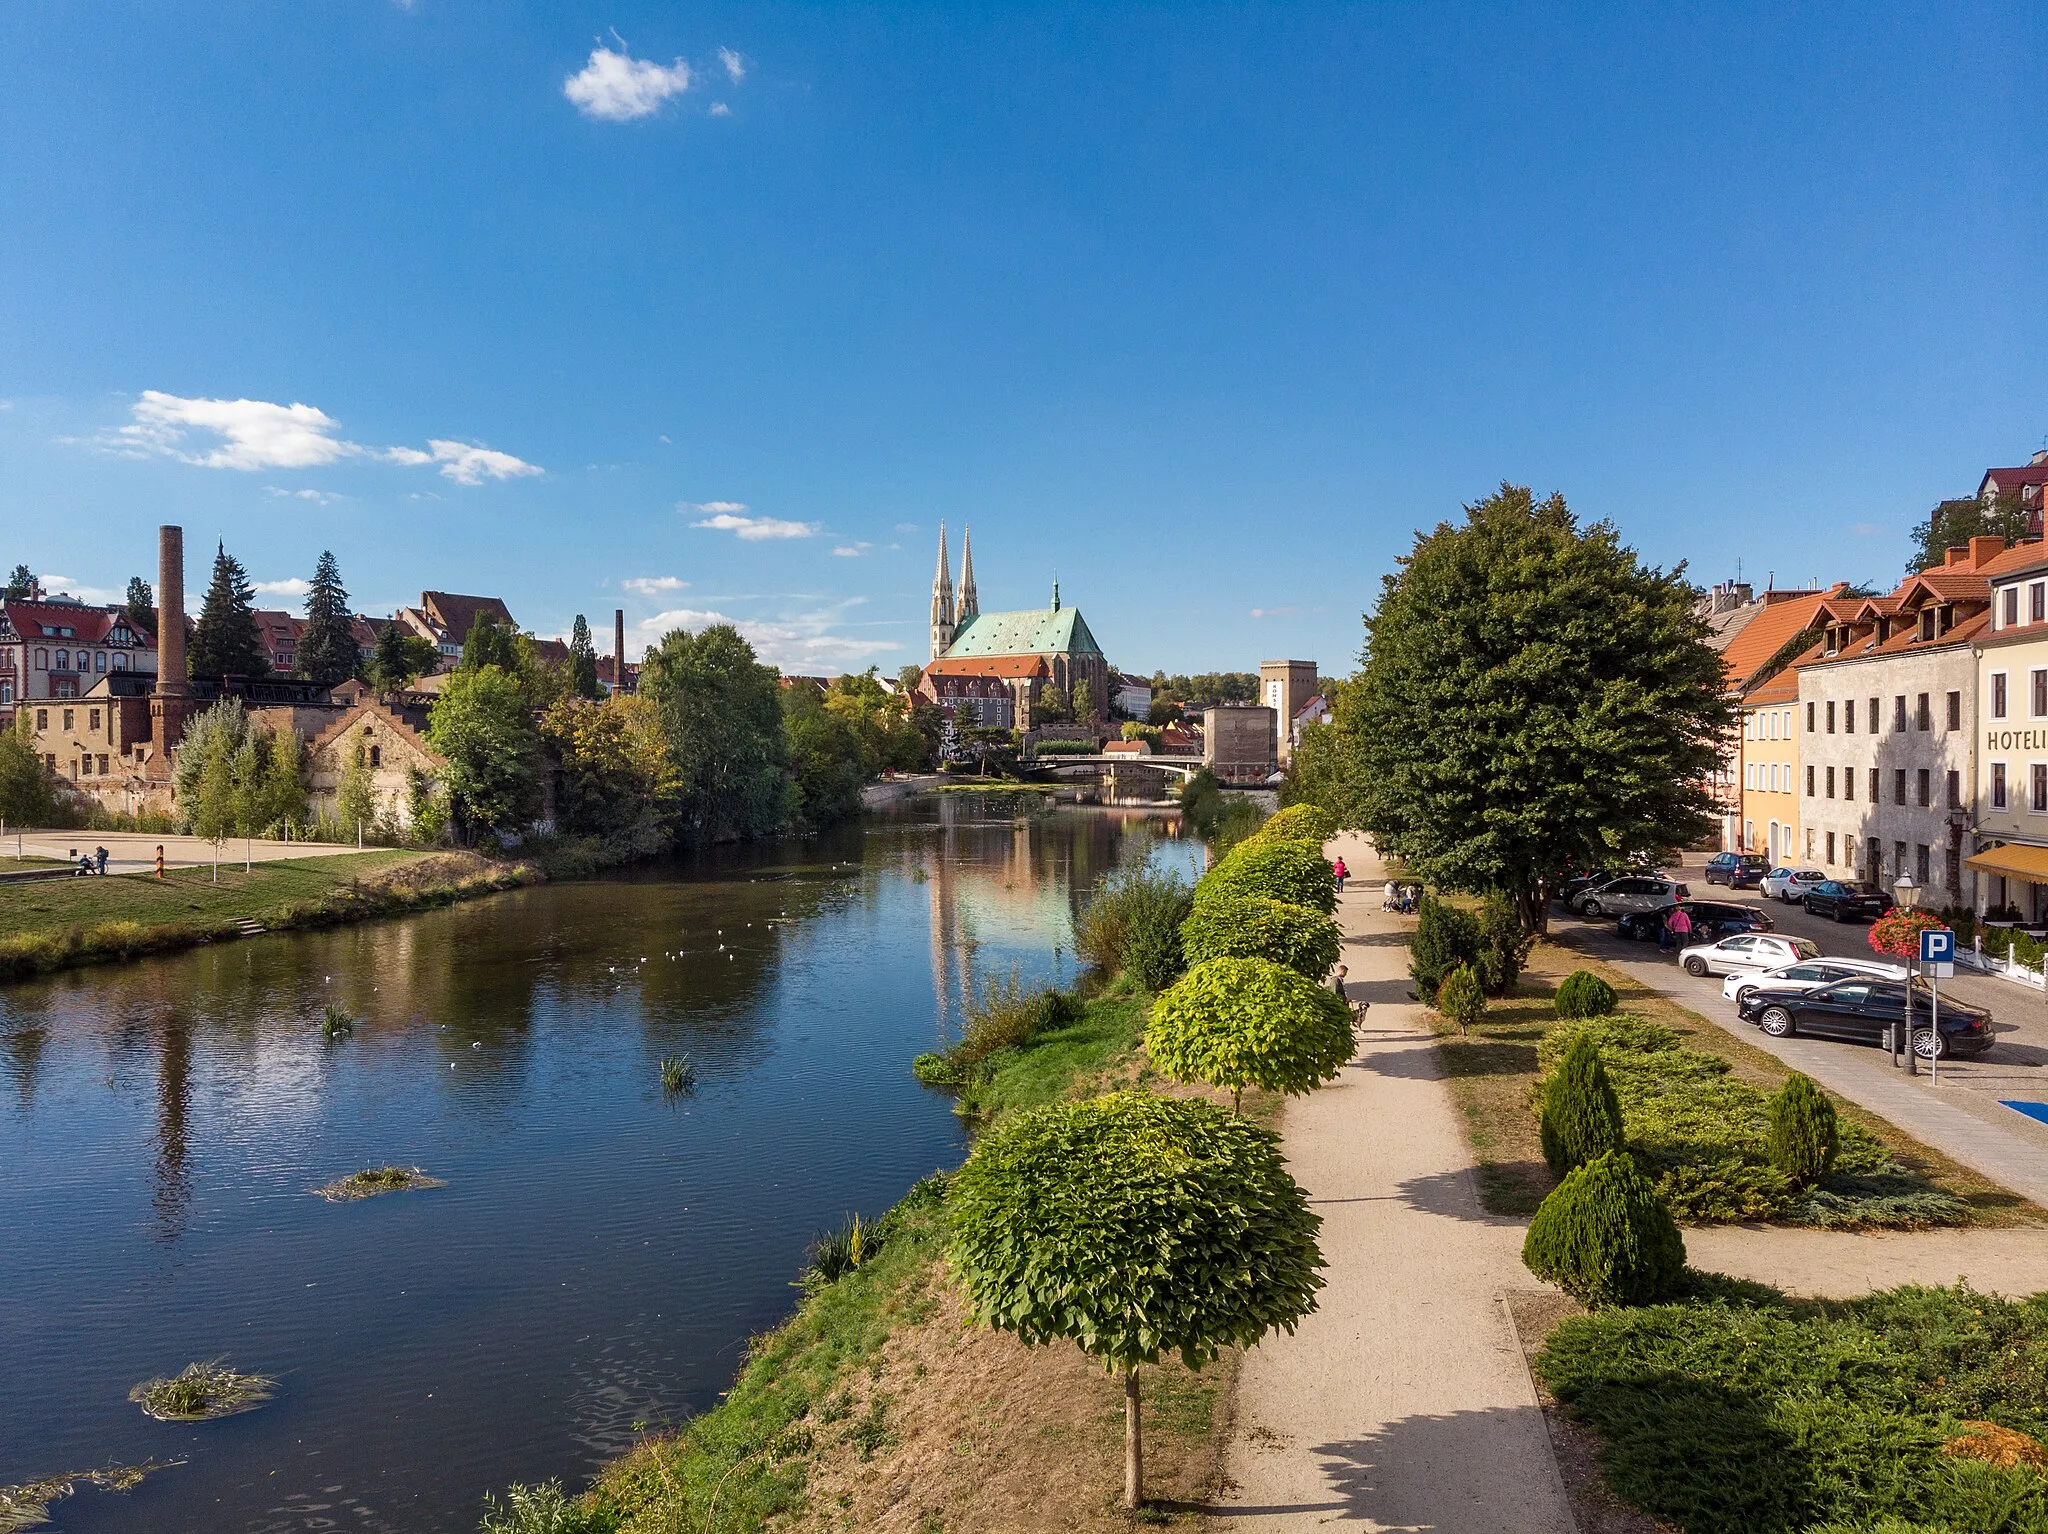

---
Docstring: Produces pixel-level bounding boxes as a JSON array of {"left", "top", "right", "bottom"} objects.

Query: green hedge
[
  {"left": 1196, "top": 839, "right": 1338, "bottom": 914},
  {"left": 1179, "top": 894, "right": 1341, "bottom": 980}
]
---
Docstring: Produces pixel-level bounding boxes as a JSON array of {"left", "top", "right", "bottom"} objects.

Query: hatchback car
[
  {"left": 1678, "top": 933, "right": 1819, "bottom": 977},
  {"left": 1800, "top": 880, "right": 1895, "bottom": 923},
  {"left": 1760, "top": 867, "right": 1828, "bottom": 903},
  {"left": 1703, "top": 852, "right": 1770, "bottom": 888},
  {"left": 1618, "top": 899, "right": 1772, "bottom": 941},
  {"left": 1736, "top": 976, "right": 1992, "bottom": 1058},
  {"left": 1720, "top": 955, "right": 1907, "bottom": 1005},
  {"left": 1574, "top": 877, "right": 1690, "bottom": 917}
]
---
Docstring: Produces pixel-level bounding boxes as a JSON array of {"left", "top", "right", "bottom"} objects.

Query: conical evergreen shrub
[
  {"left": 1766, "top": 1073, "right": 1839, "bottom": 1186},
  {"left": 1408, "top": 895, "right": 1480, "bottom": 1001},
  {"left": 1553, "top": 970, "right": 1617, "bottom": 1019},
  {"left": 1435, "top": 963, "right": 1484, "bottom": 1034},
  {"left": 1539, "top": 1034, "right": 1625, "bottom": 1175},
  {"left": 1522, "top": 1149, "right": 1686, "bottom": 1307},
  {"left": 1476, "top": 894, "right": 1532, "bottom": 997}
]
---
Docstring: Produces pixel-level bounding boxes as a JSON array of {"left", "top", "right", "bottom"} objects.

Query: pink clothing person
[
  {"left": 1663, "top": 903, "right": 1693, "bottom": 951},
  {"left": 1332, "top": 857, "right": 1349, "bottom": 893}
]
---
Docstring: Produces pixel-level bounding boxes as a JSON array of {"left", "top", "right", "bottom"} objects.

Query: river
[{"left": 0, "top": 794, "right": 1199, "bottom": 1532}]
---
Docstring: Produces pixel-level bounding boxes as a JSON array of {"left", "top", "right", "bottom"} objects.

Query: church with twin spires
[{"left": 917, "top": 523, "right": 1112, "bottom": 732}]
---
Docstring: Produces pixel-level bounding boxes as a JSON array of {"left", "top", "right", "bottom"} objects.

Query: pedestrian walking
[
  {"left": 1664, "top": 902, "right": 1693, "bottom": 953},
  {"left": 94, "top": 845, "right": 109, "bottom": 876},
  {"left": 1332, "top": 856, "right": 1349, "bottom": 894}
]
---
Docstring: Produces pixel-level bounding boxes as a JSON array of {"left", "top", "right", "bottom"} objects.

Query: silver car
[
  {"left": 1574, "top": 876, "right": 1690, "bottom": 917},
  {"left": 1679, "top": 933, "right": 1819, "bottom": 978},
  {"left": 1718, "top": 955, "right": 1907, "bottom": 1005},
  {"left": 1760, "top": 866, "right": 1827, "bottom": 903}
]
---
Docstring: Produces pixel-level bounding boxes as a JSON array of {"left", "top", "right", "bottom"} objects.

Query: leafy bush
[
  {"left": 1148, "top": 956, "right": 1355, "bottom": 1112},
  {"left": 1242, "top": 804, "right": 1337, "bottom": 847},
  {"left": 1767, "top": 1073, "right": 1839, "bottom": 1186},
  {"left": 1198, "top": 839, "right": 1338, "bottom": 914},
  {"left": 1521, "top": 1149, "right": 1685, "bottom": 1307},
  {"left": 1074, "top": 868, "right": 1193, "bottom": 977},
  {"left": 1553, "top": 969, "right": 1617, "bottom": 1019},
  {"left": 1435, "top": 962, "right": 1485, "bottom": 1033},
  {"left": 480, "top": 1480, "right": 618, "bottom": 1534},
  {"left": 948, "top": 1092, "right": 1324, "bottom": 1507},
  {"left": 1178, "top": 767, "right": 1269, "bottom": 849},
  {"left": 959, "top": 971, "right": 1044, "bottom": 1062},
  {"left": 1179, "top": 894, "right": 1341, "bottom": 980},
  {"left": 1409, "top": 895, "right": 1481, "bottom": 1000},
  {"left": 1121, "top": 897, "right": 1189, "bottom": 990},
  {"left": 1539, "top": 1034, "right": 1625, "bottom": 1175},
  {"left": 1476, "top": 893, "right": 1532, "bottom": 996},
  {"left": 1032, "top": 737, "right": 1098, "bottom": 756}
]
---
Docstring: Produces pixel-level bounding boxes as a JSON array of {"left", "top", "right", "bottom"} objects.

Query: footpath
[{"left": 1215, "top": 834, "right": 1575, "bottom": 1533}]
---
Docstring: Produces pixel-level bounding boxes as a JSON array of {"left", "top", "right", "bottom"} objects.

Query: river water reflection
[{"left": 0, "top": 795, "right": 1198, "bottom": 1532}]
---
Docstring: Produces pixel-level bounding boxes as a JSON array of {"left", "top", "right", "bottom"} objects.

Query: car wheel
[
  {"left": 1912, "top": 1029, "right": 1946, "bottom": 1060},
  {"left": 1683, "top": 956, "right": 1709, "bottom": 976},
  {"left": 1759, "top": 1007, "right": 1794, "bottom": 1038},
  {"left": 1582, "top": 898, "right": 1603, "bottom": 917},
  {"left": 1733, "top": 985, "right": 1754, "bottom": 1005},
  {"left": 1832, "top": 905, "right": 1847, "bottom": 922}
]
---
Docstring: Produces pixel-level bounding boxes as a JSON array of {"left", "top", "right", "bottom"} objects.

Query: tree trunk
[
  {"left": 1123, "top": 1363, "right": 1143, "bottom": 1509},
  {"left": 1515, "top": 884, "right": 1548, "bottom": 937}
]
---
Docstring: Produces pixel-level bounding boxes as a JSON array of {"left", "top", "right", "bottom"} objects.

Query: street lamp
[{"left": 1893, "top": 873, "right": 1920, "bottom": 1074}]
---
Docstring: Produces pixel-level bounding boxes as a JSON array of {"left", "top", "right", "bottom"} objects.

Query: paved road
[
  {"left": 4, "top": 829, "right": 373, "bottom": 875},
  {"left": 1555, "top": 854, "right": 2048, "bottom": 1207},
  {"left": 1218, "top": 834, "right": 1575, "bottom": 1533}
]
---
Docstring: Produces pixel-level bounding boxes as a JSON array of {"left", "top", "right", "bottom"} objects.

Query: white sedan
[
  {"left": 1760, "top": 866, "right": 1828, "bottom": 903},
  {"left": 1719, "top": 955, "right": 1908, "bottom": 1004},
  {"left": 1679, "top": 933, "right": 1820, "bottom": 978}
]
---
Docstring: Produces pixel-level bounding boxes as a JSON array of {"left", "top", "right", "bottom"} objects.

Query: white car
[
  {"left": 1760, "top": 866, "right": 1827, "bottom": 903},
  {"left": 1679, "top": 933, "right": 1820, "bottom": 978},
  {"left": 1719, "top": 955, "right": 1908, "bottom": 1004}
]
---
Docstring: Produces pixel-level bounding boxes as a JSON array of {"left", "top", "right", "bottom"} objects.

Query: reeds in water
[
  {"left": 658, "top": 1056, "right": 696, "bottom": 1094},
  {"left": 129, "top": 1361, "right": 275, "bottom": 1421},
  {"left": 312, "top": 1165, "right": 447, "bottom": 1201}
]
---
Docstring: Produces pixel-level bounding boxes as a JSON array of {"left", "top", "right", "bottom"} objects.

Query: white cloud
[
  {"left": 718, "top": 47, "right": 746, "bottom": 82},
  {"left": 265, "top": 485, "right": 342, "bottom": 505},
  {"left": 709, "top": 102, "right": 731, "bottom": 117},
  {"left": 564, "top": 44, "right": 692, "bottom": 121},
  {"left": 687, "top": 502, "right": 819, "bottom": 540},
  {"left": 893, "top": 521, "right": 918, "bottom": 533},
  {"left": 832, "top": 542, "right": 873, "bottom": 558},
  {"left": 1249, "top": 605, "right": 1300, "bottom": 619},
  {"left": 118, "top": 390, "right": 357, "bottom": 471},
  {"left": 253, "top": 577, "right": 312, "bottom": 597},
  {"left": 630, "top": 596, "right": 902, "bottom": 671},
  {"left": 623, "top": 575, "right": 689, "bottom": 597},
  {"left": 424, "top": 439, "right": 542, "bottom": 484},
  {"left": 39, "top": 575, "right": 123, "bottom": 606}
]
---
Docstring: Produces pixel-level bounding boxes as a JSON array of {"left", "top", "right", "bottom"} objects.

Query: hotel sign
[{"left": 1987, "top": 730, "right": 2048, "bottom": 750}]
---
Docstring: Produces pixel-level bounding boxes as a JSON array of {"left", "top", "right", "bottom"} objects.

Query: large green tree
[
  {"left": 1317, "top": 484, "right": 1728, "bottom": 933},
  {"left": 188, "top": 542, "right": 269, "bottom": 681},
  {"left": 370, "top": 621, "right": 438, "bottom": 694},
  {"left": 0, "top": 714, "right": 57, "bottom": 827},
  {"left": 638, "top": 623, "right": 788, "bottom": 843},
  {"left": 781, "top": 682, "right": 867, "bottom": 832},
  {"left": 567, "top": 614, "right": 600, "bottom": 700},
  {"left": 297, "top": 551, "right": 358, "bottom": 688},
  {"left": 4, "top": 565, "right": 33, "bottom": 599},
  {"left": 1907, "top": 492, "right": 2032, "bottom": 576},
  {"left": 425, "top": 665, "right": 540, "bottom": 837}
]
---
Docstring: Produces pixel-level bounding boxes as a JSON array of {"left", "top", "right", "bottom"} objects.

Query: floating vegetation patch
[
  {"left": 658, "top": 1055, "right": 696, "bottom": 1094},
  {"left": 128, "top": 1361, "right": 275, "bottom": 1422},
  {"left": 321, "top": 1004, "right": 354, "bottom": 1039},
  {"left": 313, "top": 1165, "right": 447, "bottom": 1202},
  {"left": 0, "top": 1460, "right": 183, "bottom": 1532}
]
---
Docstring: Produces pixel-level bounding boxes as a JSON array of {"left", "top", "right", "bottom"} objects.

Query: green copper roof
[{"left": 945, "top": 606, "right": 1102, "bottom": 658}]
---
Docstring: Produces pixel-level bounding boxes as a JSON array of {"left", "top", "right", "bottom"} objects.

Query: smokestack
[
  {"left": 614, "top": 609, "right": 626, "bottom": 695},
  {"left": 152, "top": 525, "right": 191, "bottom": 756}
]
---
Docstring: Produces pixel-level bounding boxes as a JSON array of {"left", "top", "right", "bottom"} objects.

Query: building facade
[
  {"left": 1259, "top": 660, "right": 1318, "bottom": 766},
  {"left": 1967, "top": 540, "right": 2048, "bottom": 919},
  {"left": 0, "top": 597, "right": 157, "bottom": 725},
  {"left": 1203, "top": 704, "right": 1276, "bottom": 784},
  {"left": 1738, "top": 670, "right": 1802, "bottom": 863}
]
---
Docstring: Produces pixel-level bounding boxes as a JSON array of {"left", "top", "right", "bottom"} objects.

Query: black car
[
  {"left": 1618, "top": 900, "right": 1774, "bottom": 942},
  {"left": 1703, "top": 852, "right": 1770, "bottom": 889},
  {"left": 1736, "top": 975, "right": 1992, "bottom": 1059},
  {"left": 1800, "top": 880, "right": 1895, "bottom": 923}
]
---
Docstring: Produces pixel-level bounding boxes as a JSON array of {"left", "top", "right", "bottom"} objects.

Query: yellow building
[
  {"left": 1967, "top": 542, "right": 2048, "bottom": 919},
  {"left": 1739, "top": 666, "right": 1803, "bottom": 864}
]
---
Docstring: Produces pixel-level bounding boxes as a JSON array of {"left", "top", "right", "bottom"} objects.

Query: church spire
[
  {"left": 930, "top": 522, "right": 956, "bottom": 660},
  {"left": 957, "top": 524, "right": 978, "bottom": 625}
]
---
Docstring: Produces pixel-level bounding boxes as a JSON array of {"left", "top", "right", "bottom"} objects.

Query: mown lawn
[{"left": 0, "top": 852, "right": 422, "bottom": 941}]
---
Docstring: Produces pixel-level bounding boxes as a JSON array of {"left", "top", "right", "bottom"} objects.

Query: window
[
  {"left": 87, "top": 708, "right": 99, "bottom": 731},
  {"left": 1916, "top": 693, "right": 1931, "bottom": 730},
  {"left": 1947, "top": 847, "right": 1961, "bottom": 890},
  {"left": 1844, "top": 767, "right": 1855, "bottom": 802},
  {"left": 97, "top": 754, "right": 107, "bottom": 774},
  {"left": 1826, "top": 766, "right": 1836, "bottom": 798},
  {"left": 1917, "top": 768, "right": 1931, "bottom": 807},
  {"left": 1894, "top": 695, "right": 1907, "bottom": 730},
  {"left": 2006, "top": 587, "right": 2021, "bottom": 626},
  {"left": 1867, "top": 836, "right": 1881, "bottom": 878},
  {"left": 1869, "top": 767, "right": 1880, "bottom": 801},
  {"left": 1746, "top": 763, "right": 1756, "bottom": 790},
  {"left": 51, "top": 650, "right": 67, "bottom": 671},
  {"left": 2034, "top": 763, "right": 2047, "bottom": 814},
  {"left": 1920, "top": 610, "right": 1936, "bottom": 641},
  {"left": 33, "top": 648, "right": 46, "bottom": 670},
  {"left": 1805, "top": 827, "right": 1815, "bottom": 857},
  {"left": 2034, "top": 583, "right": 2045, "bottom": 623},
  {"left": 0, "top": 682, "right": 10, "bottom": 705},
  {"left": 1806, "top": 764, "right": 1816, "bottom": 796},
  {"left": 1807, "top": 701, "right": 1816, "bottom": 732},
  {"left": 1994, "top": 763, "right": 2009, "bottom": 808},
  {"left": 1894, "top": 768, "right": 1907, "bottom": 805},
  {"left": 61, "top": 709, "right": 72, "bottom": 730},
  {"left": 1869, "top": 697, "right": 1879, "bottom": 733},
  {"left": 112, "top": 653, "right": 126, "bottom": 671},
  {"left": 1917, "top": 844, "right": 1931, "bottom": 884},
  {"left": 1995, "top": 673, "right": 2010, "bottom": 719},
  {"left": 2037, "top": 671, "right": 2048, "bottom": 719},
  {"left": 369, "top": 745, "right": 382, "bottom": 767},
  {"left": 1826, "top": 831, "right": 1837, "bottom": 864},
  {"left": 1948, "top": 691, "right": 1961, "bottom": 731},
  {"left": 1844, "top": 699, "right": 1855, "bottom": 734},
  {"left": 1827, "top": 701, "right": 1837, "bottom": 733},
  {"left": 1895, "top": 840, "right": 1908, "bottom": 876},
  {"left": 34, "top": 709, "right": 46, "bottom": 730},
  {"left": 95, "top": 652, "right": 105, "bottom": 673},
  {"left": 74, "top": 651, "right": 86, "bottom": 671},
  {"left": 1948, "top": 769, "right": 1961, "bottom": 808}
]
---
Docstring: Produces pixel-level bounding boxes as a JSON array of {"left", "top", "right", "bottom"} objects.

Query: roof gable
[{"left": 1721, "top": 586, "right": 1845, "bottom": 694}]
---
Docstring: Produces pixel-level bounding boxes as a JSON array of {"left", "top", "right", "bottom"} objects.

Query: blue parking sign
[{"left": 1920, "top": 928, "right": 1955, "bottom": 964}]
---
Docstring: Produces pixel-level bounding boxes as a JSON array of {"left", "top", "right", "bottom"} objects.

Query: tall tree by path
[
  {"left": 1309, "top": 484, "right": 1728, "bottom": 934},
  {"left": 567, "top": 614, "right": 600, "bottom": 699},
  {"left": 638, "top": 623, "right": 788, "bottom": 844},
  {"left": 188, "top": 542, "right": 269, "bottom": 681},
  {"left": 297, "top": 551, "right": 358, "bottom": 688}
]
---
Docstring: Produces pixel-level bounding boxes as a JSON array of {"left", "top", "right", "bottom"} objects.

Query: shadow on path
[{"left": 1391, "top": 1168, "right": 1526, "bottom": 1228}]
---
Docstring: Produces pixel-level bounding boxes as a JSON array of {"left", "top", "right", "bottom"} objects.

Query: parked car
[
  {"left": 1678, "top": 933, "right": 1820, "bottom": 977},
  {"left": 1736, "top": 975, "right": 1992, "bottom": 1058},
  {"left": 1574, "top": 876, "right": 1690, "bottom": 918},
  {"left": 1800, "top": 880, "right": 1895, "bottom": 923},
  {"left": 1720, "top": 955, "right": 1907, "bottom": 1004},
  {"left": 1618, "top": 899, "right": 1771, "bottom": 942},
  {"left": 1703, "top": 852, "right": 1770, "bottom": 888},
  {"left": 1556, "top": 865, "right": 1660, "bottom": 908},
  {"left": 1759, "top": 867, "right": 1828, "bottom": 903}
]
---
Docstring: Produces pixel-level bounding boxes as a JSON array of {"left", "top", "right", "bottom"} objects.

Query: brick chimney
[
  {"left": 614, "top": 608, "right": 627, "bottom": 695},
  {"left": 151, "top": 524, "right": 191, "bottom": 757},
  {"left": 1969, "top": 535, "right": 2006, "bottom": 568}
]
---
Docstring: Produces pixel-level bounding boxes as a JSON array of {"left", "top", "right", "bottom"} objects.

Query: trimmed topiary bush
[
  {"left": 1435, "top": 962, "right": 1485, "bottom": 1034},
  {"left": 1540, "top": 1034, "right": 1626, "bottom": 1176},
  {"left": 1196, "top": 839, "right": 1338, "bottom": 915},
  {"left": 1521, "top": 1149, "right": 1686, "bottom": 1307},
  {"left": 1476, "top": 894, "right": 1532, "bottom": 997},
  {"left": 1408, "top": 895, "right": 1481, "bottom": 1000},
  {"left": 1179, "top": 894, "right": 1342, "bottom": 981},
  {"left": 1554, "top": 969, "right": 1618, "bottom": 1019},
  {"left": 1148, "top": 956, "right": 1356, "bottom": 1113},
  {"left": 1766, "top": 1073, "right": 1839, "bottom": 1186},
  {"left": 1242, "top": 804, "right": 1337, "bottom": 847}
]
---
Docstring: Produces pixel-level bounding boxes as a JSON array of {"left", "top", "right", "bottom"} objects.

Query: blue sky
[{"left": 2, "top": 3, "right": 2042, "bottom": 676}]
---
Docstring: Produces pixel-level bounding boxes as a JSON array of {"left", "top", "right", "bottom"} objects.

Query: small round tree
[
  {"left": 1149, "top": 956, "right": 1356, "bottom": 1112},
  {"left": 1522, "top": 1149, "right": 1686, "bottom": 1307},
  {"left": 1244, "top": 803, "right": 1338, "bottom": 847},
  {"left": 1766, "top": 1073, "right": 1839, "bottom": 1186},
  {"left": 1553, "top": 970, "right": 1617, "bottom": 1019},
  {"left": 1197, "top": 839, "right": 1338, "bottom": 914},
  {"left": 1435, "top": 962, "right": 1485, "bottom": 1034},
  {"left": 948, "top": 1093, "right": 1324, "bottom": 1508},
  {"left": 1539, "top": 1033, "right": 1626, "bottom": 1175},
  {"left": 1179, "top": 894, "right": 1342, "bottom": 980}
]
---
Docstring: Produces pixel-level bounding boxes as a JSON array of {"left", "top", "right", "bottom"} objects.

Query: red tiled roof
[
  {"left": 1722, "top": 586, "right": 1846, "bottom": 694},
  {"left": 1982, "top": 465, "right": 2048, "bottom": 498},
  {"left": 924, "top": 655, "right": 1050, "bottom": 679},
  {"left": 420, "top": 592, "right": 515, "bottom": 642},
  {"left": 0, "top": 600, "right": 155, "bottom": 647}
]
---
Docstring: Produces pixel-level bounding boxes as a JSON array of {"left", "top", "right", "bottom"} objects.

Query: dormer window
[{"left": 1919, "top": 610, "right": 1935, "bottom": 642}]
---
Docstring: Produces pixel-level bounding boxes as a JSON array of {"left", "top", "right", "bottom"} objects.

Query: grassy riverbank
[
  {"left": 562, "top": 977, "right": 1233, "bottom": 1533},
  {"left": 0, "top": 850, "right": 539, "bottom": 983}
]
